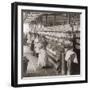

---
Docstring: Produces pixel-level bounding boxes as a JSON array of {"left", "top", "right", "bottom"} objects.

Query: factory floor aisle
[{"left": 23, "top": 45, "right": 60, "bottom": 77}]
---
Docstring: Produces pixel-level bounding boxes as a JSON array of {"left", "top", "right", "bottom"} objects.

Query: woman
[
  {"left": 30, "top": 34, "right": 35, "bottom": 55},
  {"left": 38, "top": 45, "right": 48, "bottom": 68},
  {"left": 65, "top": 47, "right": 78, "bottom": 75},
  {"left": 34, "top": 35, "right": 40, "bottom": 57}
]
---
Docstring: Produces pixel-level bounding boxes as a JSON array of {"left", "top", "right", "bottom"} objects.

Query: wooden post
[{"left": 61, "top": 52, "right": 65, "bottom": 75}]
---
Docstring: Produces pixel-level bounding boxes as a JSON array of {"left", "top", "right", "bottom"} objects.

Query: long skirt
[{"left": 38, "top": 49, "right": 48, "bottom": 67}]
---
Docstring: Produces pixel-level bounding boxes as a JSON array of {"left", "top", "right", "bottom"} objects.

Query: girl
[
  {"left": 65, "top": 47, "right": 78, "bottom": 75},
  {"left": 38, "top": 45, "right": 48, "bottom": 68}
]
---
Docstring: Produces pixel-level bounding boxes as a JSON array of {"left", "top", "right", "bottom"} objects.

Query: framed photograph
[{"left": 11, "top": 2, "right": 88, "bottom": 87}]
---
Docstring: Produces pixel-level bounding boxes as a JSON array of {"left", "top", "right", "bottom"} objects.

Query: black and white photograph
[
  {"left": 22, "top": 11, "right": 80, "bottom": 77},
  {"left": 11, "top": 2, "right": 87, "bottom": 87}
]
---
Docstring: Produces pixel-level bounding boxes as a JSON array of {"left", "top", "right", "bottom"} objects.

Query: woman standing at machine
[
  {"left": 37, "top": 36, "right": 48, "bottom": 68},
  {"left": 65, "top": 47, "right": 78, "bottom": 75}
]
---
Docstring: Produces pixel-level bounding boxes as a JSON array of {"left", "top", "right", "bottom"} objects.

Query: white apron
[{"left": 38, "top": 49, "right": 48, "bottom": 67}]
